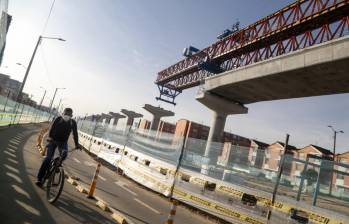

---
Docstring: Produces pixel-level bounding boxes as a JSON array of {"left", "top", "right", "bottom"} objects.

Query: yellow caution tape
[
  {"left": 121, "top": 161, "right": 266, "bottom": 224},
  {"left": 87, "top": 135, "right": 347, "bottom": 224}
]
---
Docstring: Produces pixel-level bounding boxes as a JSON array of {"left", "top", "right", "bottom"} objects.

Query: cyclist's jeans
[{"left": 37, "top": 141, "right": 68, "bottom": 181}]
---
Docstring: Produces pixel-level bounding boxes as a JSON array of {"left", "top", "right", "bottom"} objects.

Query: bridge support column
[
  {"left": 109, "top": 112, "right": 126, "bottom": 128},
  {"left": 142, "top": 104, "right": 174, "bottom": 133},
  {"left": 196, "top": 90, "right": 248, "bottom": 175},
  {"left": 121, "top": 109, "right": 143, "bottom": 133}
]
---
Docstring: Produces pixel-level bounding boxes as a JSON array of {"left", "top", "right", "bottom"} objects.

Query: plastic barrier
[{"left": 78, "top": 131, "right": 348, "bottom": 224}]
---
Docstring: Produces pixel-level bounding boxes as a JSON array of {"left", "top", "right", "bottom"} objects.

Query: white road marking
[
  {"left": 73, "top": 158, "right": 81, "bottom": 164},
  {"left": 114, "top": 181, "right": 138, "bottom": 196},
  {"left": 84, "top": 161, "right": 95, "bottom": 167},
  {"left": 134, "top": 198, "right": 160, "bottom": 214},
  {"left": 99, "top": 175, "right": 106, "bottom": 181}
]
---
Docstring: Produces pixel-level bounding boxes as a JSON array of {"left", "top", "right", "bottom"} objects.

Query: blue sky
[{"left": 1, "top": 0, "right": 348, "bottom": 152}]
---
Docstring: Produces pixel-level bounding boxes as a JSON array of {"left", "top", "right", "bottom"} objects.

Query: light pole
[
  {"left": 11, "top": 36, "right": 65, "bottom": 124},
  {"left": 34, "top": 87, "right": 47, "bottom": 122},
  {"left": 14, "top": 36, "right": 65, "bottom": 104},
  {"left": 48, "top": 87, "right": 65, "bottom": 120},
  {"left": 2, "top": 90, "right": 10, "bottom": 112},
  {"left": 56, "top": 98, "right": 64, "bottom": 113},
  {"left": 328, "top": 125, "right": 344, "bottom": 195}
]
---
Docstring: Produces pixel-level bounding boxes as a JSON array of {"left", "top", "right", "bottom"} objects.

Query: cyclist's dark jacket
[{"left": 49, "top": 116, "right": 79, "bottom": 147}]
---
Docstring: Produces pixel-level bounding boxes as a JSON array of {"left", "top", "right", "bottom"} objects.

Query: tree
[{"left": 302, "top": 168, "right": 318, "bottom": 185}]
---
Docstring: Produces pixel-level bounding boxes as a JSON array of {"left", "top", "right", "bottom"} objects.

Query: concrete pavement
[{"left": 0, "top": 124, "right": 115, "bottom": 224}]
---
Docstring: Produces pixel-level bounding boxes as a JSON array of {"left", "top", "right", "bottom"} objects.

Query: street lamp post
[
  {"left": 11, "top": 35, "right": 65, "bottom": 125},
  {"left": 48, "top": 87, "right": 65, "bottom": 120},
  {"left": 14, "top": 36, "right": 65, "bottom": 104},
  {"left": 34, "top": 87, "right": 46, "bottom": 122},
  {"left": 56, "top": 98, "right": 63, "bottom": 112},
  {"left": 328, "top": 125, "right": 344, "bottom": 195},
  {"left": 2, "top": 90, "right": 10, "bottom": 112}
]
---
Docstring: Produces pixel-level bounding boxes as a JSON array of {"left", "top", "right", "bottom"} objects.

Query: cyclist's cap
[{"left": 63, "top": 108, "right": 73, "bottom": 116}]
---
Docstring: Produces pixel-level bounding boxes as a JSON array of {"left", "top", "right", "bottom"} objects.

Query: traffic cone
[
  {"left": 87, "top": 162, "right": 101, "bottom": 198},
  {"left": 164, "top": 200, "right": 178, "bottom": 224}
]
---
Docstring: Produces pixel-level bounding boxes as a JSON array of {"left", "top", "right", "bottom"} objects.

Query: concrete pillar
[
  {"left": 142, "top": 104, "right": 174, "bottom": 132},
  {"left": 100, "top": 113, "right": 112, "bottom": 126},
  {"left": 204, "top": 111, "right": 227, "bottom": 158},
  {"left": 121, "top": 109, "right": 143, "bottom": 127},
  {"left": 109, "top": 112, "right": 126, "bottom": 127},
  {"left": 196, "top": 90, "right": 248, "bottom": 175}
]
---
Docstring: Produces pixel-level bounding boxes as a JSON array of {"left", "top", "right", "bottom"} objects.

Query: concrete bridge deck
[{"left": 202, "top": 36, "right": 349, "bottom": 104}]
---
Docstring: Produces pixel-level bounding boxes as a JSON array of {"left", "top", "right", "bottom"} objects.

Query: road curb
[
  {"left": 96, "top": 198, "right": 111, "bottom": 212},
  {"left": 37, "top": 131, "right": 134, "bottom": 224},
  {"left": 110, "top": 207, "right": 128, "bottom": 224},
  {"left": 67, "top": 177, "right": 78, "bottom": 186},
  {"left": 64, "top": 171, "right": 133, "bottom": 224},
  {"left": 75, "top": 184, "right": 88, "bottom": 194}
]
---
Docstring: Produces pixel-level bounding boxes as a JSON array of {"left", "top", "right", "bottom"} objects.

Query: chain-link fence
[
  {"left": 0, "top": 94, "right": 51, "bottom": 126},
  {"left": 77, "top": 118, "right": 349, "bottom": 224}
]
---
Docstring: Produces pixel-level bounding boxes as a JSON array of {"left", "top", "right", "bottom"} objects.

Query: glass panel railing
[
  {"left": 0, "top": 94, "right": 52, "bottom": 126},
  {"left": 76, "top": 121, "right": 349, "bottom": 223}
]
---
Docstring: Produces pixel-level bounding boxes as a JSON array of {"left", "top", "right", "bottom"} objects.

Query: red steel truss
[{"left": 155, "top": 0, "right": 349, "bottom": 90}]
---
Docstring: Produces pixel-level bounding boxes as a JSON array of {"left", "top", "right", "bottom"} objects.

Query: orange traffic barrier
[
  {"left": 87, "top": 162, "right": 101, "bottom": 198},
  {"left": 37, "top": 127, "right": 49, "bottom": 156},
  {"left": 164, "top": 200, "right": 178, "bottom": 224}
]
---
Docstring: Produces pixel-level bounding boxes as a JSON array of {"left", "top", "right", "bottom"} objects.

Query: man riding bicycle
[{"left": 36, "top": 108, "right": 80, "bottom": 187}]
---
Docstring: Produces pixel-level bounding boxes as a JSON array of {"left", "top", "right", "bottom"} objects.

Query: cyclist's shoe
[{"left": 35, "top": 180, "right": 43, "bottom": 188}]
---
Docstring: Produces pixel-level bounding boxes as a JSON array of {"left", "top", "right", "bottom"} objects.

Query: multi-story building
[
  {"left": 173, "top": 119, "right": 210, "bottom": 155},
  {"left": 223, "top": 132, "right": 251, "bottom": 147},
  {"left": 174, "top": 119, "right": 251, "bottom": 156},
  {"left": 0, "top": 73, "right": 21, "bottom": 99},
  {"left": 158, "top": 120, "right": 176, "bottom": 134},
  {"left": 249, "top": 139, "right": 269, "bottom": 169},
  {"left": 156, "top": 120, "right": 176, "bottom": 140},
  {"left": 0, "top": 0, "right": 11, "bottom": 65},
  {"left": 217, "top": 142, "right": 250, "bottom": 170},
  {"left": 263, "top": 141, "right": 299, "bottom": 183},
  {"left": 295, "top": 145, "right": 333, "bottom": 185},
  {"left": 334, "top": 151, "right": 349, "bottom": 193},
  {"left": 216, "top": 139, "right": 268, "bottom": 173},
  {"left": 137, "top": 119, "right": 175, "bottom": 138},
  {"left": 138, "top": 119, "right": 151, "bottom": 130}
]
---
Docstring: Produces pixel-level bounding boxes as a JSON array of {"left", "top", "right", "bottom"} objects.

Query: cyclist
[{"left": 36, "top": 107, "right": 80, "bottom": 187}]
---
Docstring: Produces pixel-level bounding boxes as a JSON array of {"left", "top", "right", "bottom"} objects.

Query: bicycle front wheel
[{"left": 46, "top": 166, "right": 65, "bottom": 203}]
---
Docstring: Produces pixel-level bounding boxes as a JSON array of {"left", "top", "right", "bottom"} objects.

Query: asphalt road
[
  {"left": 0, "top": 123, "right": 282, "bottom": 224},
  {"left": 0, "top": 124, "right": 115, "bottom": 224},
  {"left": 63, "top": 137, "right": 215, "bottom": 224}
]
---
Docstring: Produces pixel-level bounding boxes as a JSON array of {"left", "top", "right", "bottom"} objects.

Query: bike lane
[{"left": 0, "top": 124, "right": 115, "bottom": 224}]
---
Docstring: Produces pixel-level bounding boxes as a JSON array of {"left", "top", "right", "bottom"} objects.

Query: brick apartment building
[
  {"left": 173, "top": 119, "right": 251, "bottom": 156},
  {"left": 263, "top": 142, "right": 299, "bottom": 183},
  {"left": 217, "top": 142, "right": 250, "bottom": 170},
  {"left": 138, "top": 118, "right": 175, "bottom": 135},
  {"left": 217, "top": 139, "right": 268, "bottom": 173},
  {"left": 156, "top": 120, "right": 176, "bottom": 140},
  {"left": 295, "top": 145, "right": 333, "bottom": 185},
  {"left": 139, "top": 119, "right": 151, "bottom": 131},
  {"left": 334, "top": 151, "right": 349, "bottom": 192},
  {"left": 249, "top": 140, "right": 269, "bottom": 169}
]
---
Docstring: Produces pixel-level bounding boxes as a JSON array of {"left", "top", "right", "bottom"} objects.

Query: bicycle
[{"left": 42, "top": 144, "right": 80, "bottom": 203}]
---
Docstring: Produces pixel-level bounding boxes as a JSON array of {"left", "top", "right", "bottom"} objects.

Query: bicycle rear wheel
[{"left": 46, "top": 166, "right": 65, "bottom": 203}]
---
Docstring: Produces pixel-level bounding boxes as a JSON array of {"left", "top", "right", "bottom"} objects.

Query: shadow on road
[
  {"left": 0, "top": 124, "right": 57, "bottom": 224},
  {"left": 54, "top": 191, "right": 115, "bottom": 224}
]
